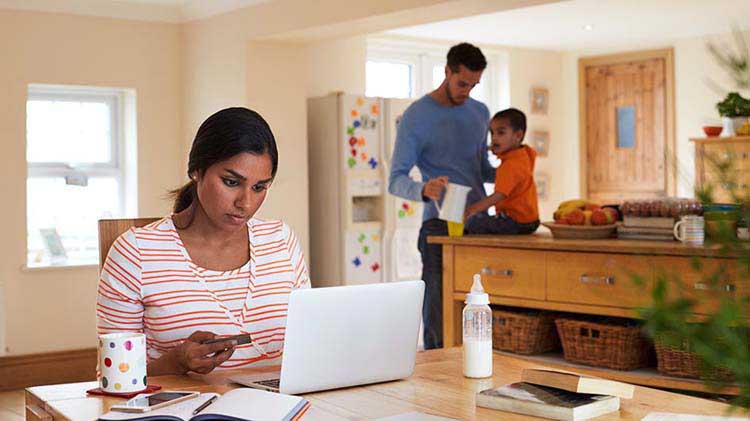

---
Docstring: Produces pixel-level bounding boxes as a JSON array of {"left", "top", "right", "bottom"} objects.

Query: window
[
  {"left": 365, "top": 38, "right": 507, "bottom": 112},
  {"left": 26, "top": 85, "right": 135, "bottom": 267},
  {"left": 365, "top": 60, "right": 413, "bottom": 98}
]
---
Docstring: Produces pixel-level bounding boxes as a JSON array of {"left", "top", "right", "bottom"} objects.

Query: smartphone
[
  {"left": 203, "top": 333, "right": 252, "bottom": 345},
  {"left": 110, "top": 391, "right": 200, "bottom": 413}
]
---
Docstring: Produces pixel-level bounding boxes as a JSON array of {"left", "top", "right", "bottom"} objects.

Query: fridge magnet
[
  {"left": 348, "top": 137, "right": 357, "bottom": 146},
  {"left": 363, "top": 246, "right": 370, "bottom": 255},
  {"left": 371, "top": 234, "right": 380, "bottom": 241},
  {"left": 371, "top": 104, "right": 379, "bottom": 115},
  {"left": 361, "top": 152, "right": 368, "bottom": 161},
  {"left": 530, "top": 87, "right": 549, "bottom": 115},
  {"left": 347, "top": 126, "right": 354, "bottom": 135},
  {"left": 351, "top": 109, "right": 359, "bottom": 117},
  {"left": 358, "top": 233, "right": 366, "bottom": 243},
  {"left": 360, "top": 114, "right": 376, "bottom": 129},
  {"left": 347, "top": 157, "right": 356, "bottom": 168},
  {"left": 371, "top": 262, "right": 380, "bottom": 272},
  {"left": 352, "top": 257, "right": 362, "bottom": 267},
  {"left": 368, "top": 157, "right": 378, "bottom": 169},
  {"left": 532, "top": 131, "right": 550, "bottom": 157},
  {"left": 357, "top": 137, "right": 366, "bottom": 146},
  {"left": 357, "top": 97, "right": 365, "bottom": 106},
  {"left": 353, "top": 120, "right": 361, "bottom": 128},
  {"left": 535, "top": 173, "right": 549, "bottom": 201}
]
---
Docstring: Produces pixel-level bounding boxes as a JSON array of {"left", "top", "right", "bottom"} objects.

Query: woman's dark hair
[
  {"left": 447, "top": 42, "right": 487, "bottom": 72},
  {"left": 172, "top": 107, "right": 278, "bottom": 213},
  {"left": 492, "top": 108, "right": 527, "bottom": 135}
]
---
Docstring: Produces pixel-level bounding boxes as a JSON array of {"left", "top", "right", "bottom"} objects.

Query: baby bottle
[{"left": 462, "top": 274, "right": 493, "bottom": 378}]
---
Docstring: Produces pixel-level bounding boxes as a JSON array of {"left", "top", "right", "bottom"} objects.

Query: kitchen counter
[{"left": 428, "top": 232, "right": 746, "bottom": 394}]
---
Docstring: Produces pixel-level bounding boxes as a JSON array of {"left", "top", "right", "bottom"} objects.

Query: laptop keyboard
[{"left": 256, "top": 378, "right": 280, "bottom": 389}]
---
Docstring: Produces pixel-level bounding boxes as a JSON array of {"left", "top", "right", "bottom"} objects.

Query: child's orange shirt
[{"left": 494, "top": 145, "right": 539, "bottom": 224}]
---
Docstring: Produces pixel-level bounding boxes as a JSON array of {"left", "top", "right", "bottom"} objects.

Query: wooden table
[
  {"left": 430, "top": 233, "right": 748, "bottom": 394},
  {"left": 26, "top": 348, "right": 732, "bottom": 420}
]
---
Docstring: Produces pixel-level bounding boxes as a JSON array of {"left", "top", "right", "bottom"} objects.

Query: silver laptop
[{"left": 230, "top": 280, "right": 424, "bottom": 395}]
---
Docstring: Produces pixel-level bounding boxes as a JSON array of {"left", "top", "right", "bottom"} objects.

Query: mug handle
[{"left": 673, "top": 220, "right": 684, "bottom": 241}]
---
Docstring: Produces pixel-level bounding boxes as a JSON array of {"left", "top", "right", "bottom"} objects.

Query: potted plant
[{"left": 716, "top": 92, "right": 750, "bottom": 136}]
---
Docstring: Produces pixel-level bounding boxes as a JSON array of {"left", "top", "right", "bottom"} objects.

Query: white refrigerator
[{"left": 307, "top": 93, "right": 423, "bottom": 287}]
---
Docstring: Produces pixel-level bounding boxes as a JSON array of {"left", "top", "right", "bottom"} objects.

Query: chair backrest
[{"left": 98, "top": 218, "right": 160, "bottom": 268}]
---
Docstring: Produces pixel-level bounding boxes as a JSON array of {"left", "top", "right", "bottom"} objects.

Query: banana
[{"left": 557, "top": 199, "right": 586, "bottom": 209}]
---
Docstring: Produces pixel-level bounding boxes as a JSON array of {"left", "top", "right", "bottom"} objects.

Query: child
[{"left": 465, "top": 108, "right": 539, "bottom": 235}]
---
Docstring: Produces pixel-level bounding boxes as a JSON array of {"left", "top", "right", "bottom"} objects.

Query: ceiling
[
  {"left": 388, "top": 0, "right": 750, "bottom": 52},
  {"left": 0, "top": 0, "right": 271, "bottom": 23}
]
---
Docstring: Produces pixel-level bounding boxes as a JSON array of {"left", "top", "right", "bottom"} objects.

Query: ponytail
[{"left": 171, "top": 180, "right": 196, "bottom": 214}]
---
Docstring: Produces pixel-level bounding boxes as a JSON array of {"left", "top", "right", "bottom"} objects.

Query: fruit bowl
[
  {"left": 542, "top": 222, "right": 617, "bottom": 239},
  {"left": 702, "top": 126, "right": 723, "bottom": 137}
]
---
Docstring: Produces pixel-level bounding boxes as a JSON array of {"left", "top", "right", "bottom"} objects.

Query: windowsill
[{"left": 22, "top": 261, "right": 98, "bottom": 272}]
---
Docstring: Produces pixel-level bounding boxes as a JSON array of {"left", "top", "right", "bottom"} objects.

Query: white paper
[{"left": 642, "top": 412, "right": 750, "bottom": 421}]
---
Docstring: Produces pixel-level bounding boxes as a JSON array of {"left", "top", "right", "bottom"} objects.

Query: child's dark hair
[
  {"left": 492, "top": 108, "right": 527, "bottom": 136},
  {"left": 447, "top": 43, "right": 487, "bottom": 72},
  {"left": 171, "top": 107, "right": 278, "bottom": 214}
]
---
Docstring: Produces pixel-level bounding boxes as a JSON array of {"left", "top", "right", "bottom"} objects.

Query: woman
[{"left": 96, "top": 107, "right": 309, "bottom": 375}]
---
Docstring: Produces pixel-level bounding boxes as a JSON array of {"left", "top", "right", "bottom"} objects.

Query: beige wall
[
  {"left": 560, "top": 31, "right": 748, "bottom": 201},
  {"left": 507, "top": 47, "right": 566, "bottom": 221},
  {"left": 0, "top": 10, "right": 183, "bottom": 354}
]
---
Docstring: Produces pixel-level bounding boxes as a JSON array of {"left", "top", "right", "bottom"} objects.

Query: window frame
[{"left": 26, "top": 85, "right": 129, "bottom": 267}]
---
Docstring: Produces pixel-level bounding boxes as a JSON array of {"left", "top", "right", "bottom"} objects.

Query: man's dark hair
[
  {"left": 493, "top": 108, "right": 527, "bottom": 136},
  {"left": 447, "top": 43, "right": 487, "bottom": 72}
]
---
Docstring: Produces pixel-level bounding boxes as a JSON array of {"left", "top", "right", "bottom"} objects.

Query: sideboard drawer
[
  {"left": 454, "top": 246, "right": 545, "bottom": 300},
  {"left": 653, "top": 256, "right": 748, "bottom": 315},
  {"left": 547, "top": 252, "right": 652, "bottom": 308}
]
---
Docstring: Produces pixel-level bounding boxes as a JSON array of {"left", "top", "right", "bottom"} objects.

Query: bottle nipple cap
[{"left": 466, "top": 273, "right": 489, "bottom": 305}]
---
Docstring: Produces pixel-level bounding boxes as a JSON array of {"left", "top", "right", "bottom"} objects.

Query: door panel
[{"left": 584, "top": 56, "right": 668, "bottom": 202}]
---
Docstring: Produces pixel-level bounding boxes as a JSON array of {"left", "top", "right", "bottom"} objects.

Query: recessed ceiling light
[{"left": 583, "top": 24, "right": 594, "bottom": 31}]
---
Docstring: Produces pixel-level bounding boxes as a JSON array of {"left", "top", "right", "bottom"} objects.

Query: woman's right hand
[{"left": 148, "top": 330, "right": 237, "bottom": 376}]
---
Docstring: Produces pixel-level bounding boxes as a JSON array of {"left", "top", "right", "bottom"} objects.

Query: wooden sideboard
[
  {"left": 430, "top": 233, "right": 747, "bottom": 393},
  {"left": 691, "top": 136, "right": 750, "bottom": 202}
]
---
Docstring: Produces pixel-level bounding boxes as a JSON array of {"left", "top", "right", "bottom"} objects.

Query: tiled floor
[{"left": 0, "top": 390, "right": 25, "bottom": 421}]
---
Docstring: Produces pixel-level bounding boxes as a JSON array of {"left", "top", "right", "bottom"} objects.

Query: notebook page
[{"left": 195, "top": 388, "right": 307, "bottom": 421}]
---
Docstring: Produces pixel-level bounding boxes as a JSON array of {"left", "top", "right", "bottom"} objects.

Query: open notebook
[{"left": 98, "top": 389, "right": 310, "bottom": 421}]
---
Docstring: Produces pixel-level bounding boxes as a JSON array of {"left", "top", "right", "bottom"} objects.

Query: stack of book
[
  {"left": 617, "top": 215, "right": 676, "bottom": 241},
  {"left": 476, "top": 369, "right": 635, "bottom": 421}
]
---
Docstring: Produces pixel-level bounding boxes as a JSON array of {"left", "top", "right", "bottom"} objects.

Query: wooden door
[{"left": 580, "top": 49, "right": 675, "bottom": 203}]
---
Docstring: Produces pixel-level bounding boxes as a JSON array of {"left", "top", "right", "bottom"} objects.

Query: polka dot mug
[{"left": 98, "top": 332, "right": 147, "bottom": 394}]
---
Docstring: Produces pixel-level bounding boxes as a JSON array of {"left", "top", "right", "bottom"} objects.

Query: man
[{"left": 388, "top": 43, "right": 494, "bottom": 349}]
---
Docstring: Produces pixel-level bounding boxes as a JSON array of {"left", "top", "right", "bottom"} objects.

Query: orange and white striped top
[{"left": 96, "top": 216, "right": 309, "bottom": 369}]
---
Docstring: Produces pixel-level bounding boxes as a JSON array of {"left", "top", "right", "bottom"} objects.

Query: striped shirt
[{"left": 96, "top": 216, "right": 310, "bottom": 369}]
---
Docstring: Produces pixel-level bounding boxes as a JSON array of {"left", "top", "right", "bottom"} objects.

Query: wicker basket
[
  {"left": 492, "top": 307, "right": 560, "bottom": 355},
  {"left": 655, "top": 342, "right": 734, "bottom": 381},
  {"left": 555, "top": 317, "right": 652, "bottom": 370}
]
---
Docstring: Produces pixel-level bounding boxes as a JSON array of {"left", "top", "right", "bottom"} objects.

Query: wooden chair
[{"left": 98, "top": 218, "right": 160, "bottom": 268}]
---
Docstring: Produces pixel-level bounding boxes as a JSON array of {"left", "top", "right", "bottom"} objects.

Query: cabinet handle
[
  {"left": 481, "top": 267, "right": 513, "bottom": 277},
  {"left": 693, "top": 282, "right": 736, "bottom": 292},
  {"left": 579, "top": 274, "right": 615, "bottom": 285}
]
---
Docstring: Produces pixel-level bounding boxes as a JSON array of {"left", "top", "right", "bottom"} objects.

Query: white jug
[{"left": 434, "top": 183, "right": 471, "bottom": 223}]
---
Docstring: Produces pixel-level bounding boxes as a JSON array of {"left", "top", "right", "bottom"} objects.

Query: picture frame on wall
[
  {"left": 535, "top": 173, "right": 549, "bottom": 201},
  {"left": 532, "top": 130, "right": 550, "bottom": 157},
  {"left": 530, "top": 87, "right": 549, "bottom": 115}
]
